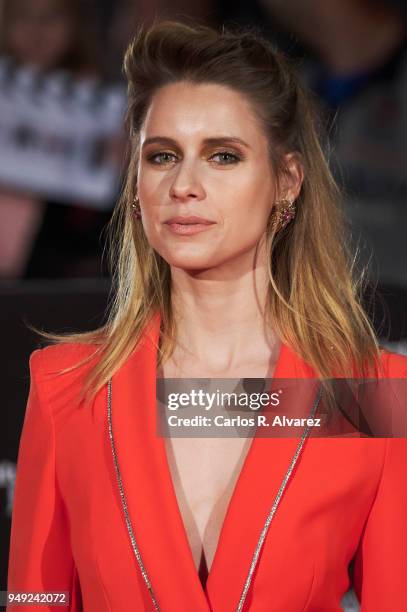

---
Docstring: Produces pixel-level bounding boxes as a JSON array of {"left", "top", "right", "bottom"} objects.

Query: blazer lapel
[
  {"left": 109, "top": 312, "right": 317, "bottom": 611},
  {"left": 109, "top": 312, "right": 210, "bottom": 611},
  {"left": 205, "top": 341, "right": 317, "bottom": 609}
]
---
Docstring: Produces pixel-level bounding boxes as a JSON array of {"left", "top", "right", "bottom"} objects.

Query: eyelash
[{"left": 146, "top": 150, "right": 243, "bottom": 165}]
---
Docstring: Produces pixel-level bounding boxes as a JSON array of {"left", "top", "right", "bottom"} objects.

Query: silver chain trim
[
  {"left": 107, "top": 379, "right": 160, "bottom": 611},
  {"left": 107, "top": 378, "right": 322, "bottom": 612},
  {"left": 236, "top": 385, "right": 322, "bottom": 611}
]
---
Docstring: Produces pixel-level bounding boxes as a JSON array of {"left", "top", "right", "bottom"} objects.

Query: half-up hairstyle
[{"left": 32, "top": 19, "right": 382, "bottom": 404}]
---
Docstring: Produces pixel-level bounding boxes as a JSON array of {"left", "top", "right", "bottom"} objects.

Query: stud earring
[
  {"left": 131, "top": 195, "right": 141, "bottom": 219},
  {"left": 271, "top": 198, "right": 296, "bottom": 233}
]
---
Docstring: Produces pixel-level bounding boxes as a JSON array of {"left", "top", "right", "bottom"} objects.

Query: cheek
[
  {"left": 137, "top": 168, "right": 164, "bottom": 208},
  {"left": 229, "top": 164, "right": 275, "bottom": 211},
  {"left": 139, "top": 215, "right": 159, "bottom": 247},
  {"left": 224, "top": 209, "right": 270, "bottom": 252},
  {"left": 232, "top": 183, "right": 274, "bottom": 230}
]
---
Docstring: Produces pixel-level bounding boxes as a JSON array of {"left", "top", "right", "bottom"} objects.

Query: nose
[{"left": 169, "top": 161, "right": 206, "bottom": 203}]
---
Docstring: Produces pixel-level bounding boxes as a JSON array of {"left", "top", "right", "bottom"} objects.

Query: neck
[{"left": 169, "top": 245, "right": 279, "bottom": 372}]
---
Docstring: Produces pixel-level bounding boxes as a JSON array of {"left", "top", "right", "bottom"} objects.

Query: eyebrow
[{"left": 141, "top": 136, "right": 251, "bottom": 149}]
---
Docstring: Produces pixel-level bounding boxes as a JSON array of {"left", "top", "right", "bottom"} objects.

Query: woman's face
[{"left": 137, "top": 81, "right": 301, "bottom": 273}]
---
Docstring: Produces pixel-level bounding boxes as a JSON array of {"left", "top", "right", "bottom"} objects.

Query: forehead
[{"left": 140, "top": 81, "right": 266, "bottom": 145}]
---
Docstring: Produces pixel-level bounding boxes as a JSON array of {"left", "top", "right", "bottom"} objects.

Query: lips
[
  {"left": 165, "top": 216, "right": 215, "bottom": 225},
  {"left": 164, "top": 219, "right": 216, "bottom": 236}
]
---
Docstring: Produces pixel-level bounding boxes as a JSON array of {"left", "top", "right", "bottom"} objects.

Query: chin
[
  {"left": 169, "top": 259, "right": 213, "bottom": 271},
  {"left": 162, "top": 253, "right": 216, "bottom": 271}
]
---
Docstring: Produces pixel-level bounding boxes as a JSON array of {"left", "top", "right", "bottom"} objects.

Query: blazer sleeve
[
  {"left": 352, "top": 437, "right": 407, "bottom": 610},
  {"left": 7, "top": 349, "right": 82, "bottom": 611}
]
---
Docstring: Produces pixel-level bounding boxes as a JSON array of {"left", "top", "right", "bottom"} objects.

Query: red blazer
[{"left": 7, "top": 313, "right": 407, "bottom": 611}]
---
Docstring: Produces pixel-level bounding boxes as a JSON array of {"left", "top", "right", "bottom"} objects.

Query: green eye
[
  {"left": 210, "top": 151, "right": 241, "bottom": 164},
  {"left": 148, "top": 152, "right": 177, "bottom": 164},
  {"left": 146, "top": 150, "right": 242, "bottom": 165}
]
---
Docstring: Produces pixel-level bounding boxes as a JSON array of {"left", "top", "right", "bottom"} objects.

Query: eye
[
  {"left": 147, "top": 151, "right": 177, "bottom": 165},
  {"left": 145, "top": 149, "right": 243, "bottom": 166},
  {"left": 209, "top": 151, "right": 242, "bottom": 165}
]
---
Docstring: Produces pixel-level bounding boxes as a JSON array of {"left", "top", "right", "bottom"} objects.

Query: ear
[{"left": 277, "top": 152, "right": 304, "bottom": 201}]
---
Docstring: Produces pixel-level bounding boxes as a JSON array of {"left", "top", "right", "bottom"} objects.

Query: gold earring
[
  {"left": 131, "top": 195, "right": 141, "bottom": 219},
  {"left": 271, "top": 198, "right": 296, "bottom": 233}
]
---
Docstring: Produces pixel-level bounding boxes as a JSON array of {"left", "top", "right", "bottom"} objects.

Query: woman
[{"left": 7, "top": 20, "right": 407, "bottom": 611}]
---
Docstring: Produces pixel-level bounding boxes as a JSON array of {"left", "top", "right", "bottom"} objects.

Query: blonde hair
[{"left": 30, "top": 19, "right": 382, "bottom": 405}]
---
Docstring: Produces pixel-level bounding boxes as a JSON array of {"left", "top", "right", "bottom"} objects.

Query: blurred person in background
[
  {"left": 0, "top": 0, "right": 114, "bottom": 279},
  {"left": 0, "top": 0, "right": 98, "bottom": 73},
  {"left": 259, "top": 0, "right": 407, "bottom": 292}
]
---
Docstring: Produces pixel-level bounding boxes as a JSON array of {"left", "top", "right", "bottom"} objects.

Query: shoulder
[
  {"left": 378, "top": 347, "right": 407, "bottom": 377},
  {"left": 28, "top": 342, "right": 103, "bottom": 411},
  {"left": 29, "top": 342, "right": 101, "bottom": 377}
]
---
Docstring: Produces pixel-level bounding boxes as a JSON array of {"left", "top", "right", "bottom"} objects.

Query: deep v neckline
[
  {"left": 107, "top": 311, "right": 317, "bottom": 610},
  {"left": 157, "top": 344, "right": 285, "bottom": 590},
  {"left": 161, "top": 400, "right": 259, "bottom": 589}
]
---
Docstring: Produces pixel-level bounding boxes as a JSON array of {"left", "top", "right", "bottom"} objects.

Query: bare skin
[
  {"left": 157, "top": 358, "right": 280, "bottom": 586},
  {"left": 137, "top": 81, "right": 303, "bottom": 586}
]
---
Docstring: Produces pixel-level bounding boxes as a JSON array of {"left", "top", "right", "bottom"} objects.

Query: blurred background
[{"left": 1, "top": 1, "right": 406, "bottom": 607}]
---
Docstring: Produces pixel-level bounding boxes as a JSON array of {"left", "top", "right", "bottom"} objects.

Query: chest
[
  {"left": 158, "top": 358, "right": 275, "bottom": 584},
  {"left": 164, "top": 435, "right": 252, "bottom": 580}
]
